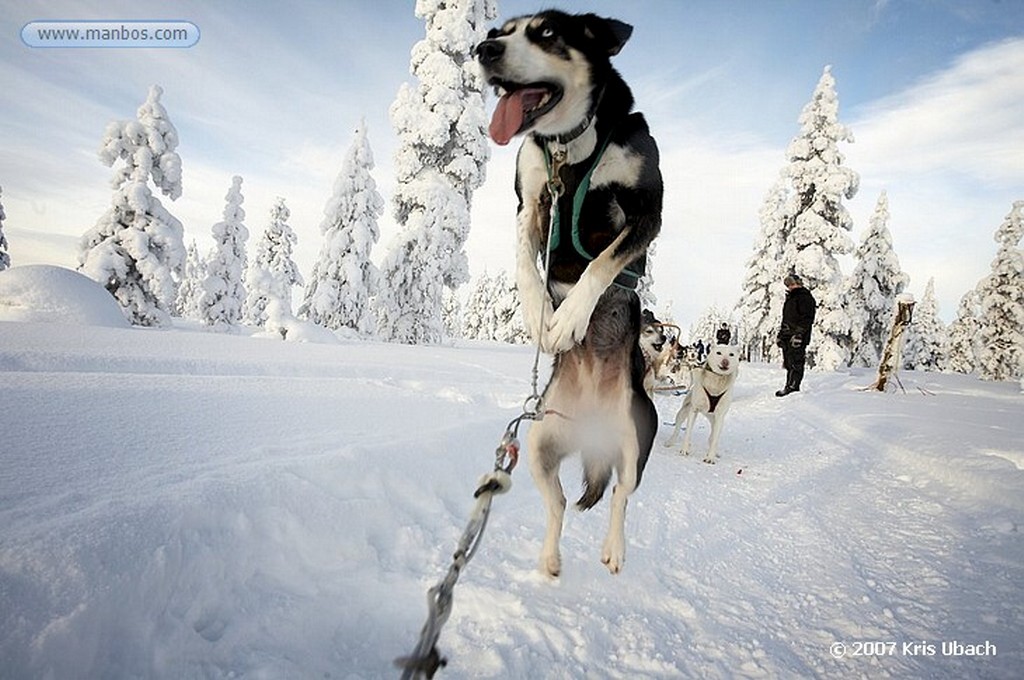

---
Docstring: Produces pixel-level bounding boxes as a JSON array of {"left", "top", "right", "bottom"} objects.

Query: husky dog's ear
[{"left": 581, "top": 14, "right": 633, "bottom": 56}]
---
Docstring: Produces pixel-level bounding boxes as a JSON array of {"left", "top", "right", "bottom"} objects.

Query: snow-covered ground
[{"left": 2, "top": 267, "right": 1022, "bottom": 679}]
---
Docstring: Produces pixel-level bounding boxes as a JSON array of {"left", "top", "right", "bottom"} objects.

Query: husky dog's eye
[{"left": 533, "top": 21, "right": 556, "bottom": 39}]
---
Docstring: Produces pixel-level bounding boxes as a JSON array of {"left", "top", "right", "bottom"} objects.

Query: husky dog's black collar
[
  {"left": 535, "top": 113, "right": 594, "bottom": 146},
  {"left": 534, "top": 86, "right": 606, "bottom": 147}
]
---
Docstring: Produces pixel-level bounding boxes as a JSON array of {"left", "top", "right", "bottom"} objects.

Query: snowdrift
[{"left": 0, "top": 264, "right": 127, "bottom": 327}]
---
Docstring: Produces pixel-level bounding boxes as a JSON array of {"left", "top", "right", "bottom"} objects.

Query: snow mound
[
  {"left": 0, "top": 265, "right": 127, "bottom": 327},
  {"left": 255, "top": 299, "right": 341, "bottom": 344}
]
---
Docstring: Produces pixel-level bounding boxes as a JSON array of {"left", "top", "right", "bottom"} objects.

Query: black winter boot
[
  {"left": 776, "top": 367, "right": 797, "bottom": 396},
  {"left": 790, "top": 366, "right": 804, "bottom": 393}
]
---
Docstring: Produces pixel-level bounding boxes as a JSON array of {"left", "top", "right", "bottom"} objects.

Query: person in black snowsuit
[
  {"left": 715, "top": 323, "right": 731, "bottom": 345},
  {"left": 776, "top": 273, "right": 816, "bottom": 397}
]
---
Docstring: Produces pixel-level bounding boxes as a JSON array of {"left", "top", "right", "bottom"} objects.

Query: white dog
[{"left": 666, "top": 345, "right": 740, "bottom": 463}]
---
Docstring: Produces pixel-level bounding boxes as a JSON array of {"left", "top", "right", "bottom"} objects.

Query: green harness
[{"left": 542, "top": 133, "right": 643, "bottom": 290}]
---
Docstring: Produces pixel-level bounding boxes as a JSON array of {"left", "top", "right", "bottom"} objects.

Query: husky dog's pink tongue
[{"left": 489, "top": 87, "right": 549, "bottom": 145}]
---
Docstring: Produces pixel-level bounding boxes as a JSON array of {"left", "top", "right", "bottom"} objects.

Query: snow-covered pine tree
[
  {"left": 376, "top": 0, "right": 497, "bottom": 344},
  {"left": 175, "top": 239, "right": 206, "bottom": 319},
  {"left": 78, "top": 85, "right": 185, "bottom": 326},
  {"left": 946, "top": 289, "right": 980, "bottom": 374},
  {"left": 244, "top": 198, "right": 303, "bottom": 327},
  {"left": 976, "top": 200, "right": 1024, "bottom": 381},
  {"left": 490, "top": 269, "right": 529, "bottom": 345},
  {"left": 462, "top": 271, "right": 492, "bottom": 340},
  {"left": 779, "top": 66, "right": 859, "bottom": 370},
  {"left": 845, "top": 191, "right": 909, "bottom": 367},
  {"left": 902, "top": 278, "right": 947, "bottom": 371},
  {"left": 737, "top": 178, "right": 788, "bottom": 362},
  {"left": 299, "top": 120, "right": 384, "bottom": 335},
  {"left": 460, "top": 270, "right": 527, "bottom": 344},
  {"left": 442, "top": 287, "right": 463, "bottom": 339},
  {"left": 198, "top": 176, "right": 248, "bottom": 328},
  {"left": 0, "top": 185, "right": 10, "bottom": 271}
]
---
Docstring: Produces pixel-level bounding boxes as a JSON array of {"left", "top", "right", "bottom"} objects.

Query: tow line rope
[
  {"left": 395, "top": 140, "right": 574, "bottom": 679},
  {"left": 394, "top": 410, "right": 528, "bottom": 679}
]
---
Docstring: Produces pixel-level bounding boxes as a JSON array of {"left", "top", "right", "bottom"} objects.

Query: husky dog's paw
[
  {"left": 601, "top": 538, "right": 625, "bottom": 575},
  {"left": 516, "top": 264, "right": 554, "bottom": 347},
  {"left": 539, "top": 551, "right": 561, "bottom": 578},
  {"left": 702, "top": 456, "right": 717, "bottom": 464},
  {"left": 545, "top": 291, "right": 597, "bottom": 353}
]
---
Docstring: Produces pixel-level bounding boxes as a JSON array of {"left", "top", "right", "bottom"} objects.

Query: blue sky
[{"left": 2, "top": 0, "right": 1023, "bottom": 325}]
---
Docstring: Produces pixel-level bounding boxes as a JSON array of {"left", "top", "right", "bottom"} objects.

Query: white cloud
[
  {"left": 850, "top": 38, "right": 1024, "bottom": 186},
  {"left": 846, "top": 38, "right": 1024, "bottom": 320}
]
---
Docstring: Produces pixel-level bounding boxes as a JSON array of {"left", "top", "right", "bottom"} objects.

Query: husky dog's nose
[{"left": 475, "top": 39, "right": 505, "bottom": 65}]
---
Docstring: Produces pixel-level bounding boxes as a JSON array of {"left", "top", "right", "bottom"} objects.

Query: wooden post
[{"left": 875, "top": 295, "right": 915, "bottom": 392}]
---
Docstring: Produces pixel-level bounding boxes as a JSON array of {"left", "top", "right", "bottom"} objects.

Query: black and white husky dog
[{"left": 477, "top": 11, "right": 663, "bottom": 576}]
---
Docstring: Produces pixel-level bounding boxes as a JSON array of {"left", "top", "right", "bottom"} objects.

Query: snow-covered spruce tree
[
  {"left": 442, "top": 287, "right": 463, "bottom": 339},
  {"left": 779, "top": 66, "right": 859, "bottom": 370},
  {"left": 462, "top": 271, "right": 492, "bottom": 340},
  {"left": 298, "top": 120, "right": 384, "bottom": 335},
  {"left": 461, "top": 270, "right": 527, "bottom": 344},
  {"left": 845, "top": 191, "right": 909, "bottom": 368},
  {"left": 198, "top": 176, "right": 248, "bottom": 328},
  {"left": 78, "top": 85, "right": 185, "bottom": 326},
  {"left": 737, "top": 178, "right": 788, "bottom": 362},
  {"left": 175, "top": 239, "right": 206, "bottom": 319},
  {"left": 902, "top": 278, "right": 947, "bottom": 371},
  {"left": 976, "top": 200, "right": 1024, "bottom": 381},
  {"left": 490, "top": 269, "right": 528, "bottom": 344},
  {"left": 376, "top": 0, "right": 496, "bottom": 344},
  {"left": 244, "top": 198, "right": 303, "bottom": 328},
  {"left": 946, "top": 289, "right": 980, "bottom": 374},
  {"left": 0, "top": 184, "right": 10, "bottom": 271}
]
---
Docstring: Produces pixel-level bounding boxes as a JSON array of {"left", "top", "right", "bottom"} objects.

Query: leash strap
[{"left": 395, "top": 415, "right": 524, "bottom": 679}]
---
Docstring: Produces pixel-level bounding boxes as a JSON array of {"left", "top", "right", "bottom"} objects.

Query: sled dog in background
[
  {"left": 476, "top": 10, "right": 663, "bottom": 576},
  {"left": 640, "top": 309, "right": 668, "bottom": 396},
  {"left": 645, "top": 333, "right": 702, "bottom": 395},
  {"left": 666, "top": 345, "right": 740, "bottom": 464},
  {"left": 657, "top": 338, "right": 698, "bottom": 392}
]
